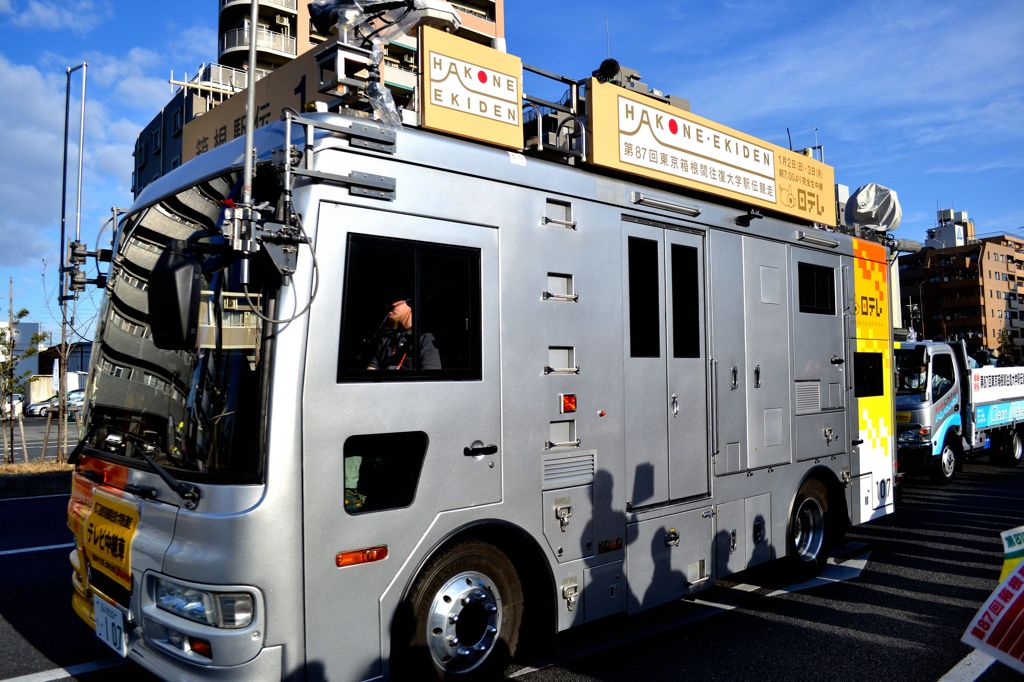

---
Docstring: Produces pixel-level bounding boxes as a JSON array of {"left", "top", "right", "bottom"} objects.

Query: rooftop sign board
[
  {"left": 420, "top": 27, "right": 523, "bottom": 150},
  {"left": 586, "top": 79, "right": 836, "bottom": 226}
]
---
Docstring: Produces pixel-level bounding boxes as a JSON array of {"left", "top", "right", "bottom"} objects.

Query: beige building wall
[{"left": 980, "top": 235, "right": 1024, "bottom": 351}]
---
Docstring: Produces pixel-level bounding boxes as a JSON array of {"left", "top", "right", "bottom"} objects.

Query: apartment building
[
  {"left": 899, "top": 212, "right": 1024, "bottom": 353},
  {"left": 133, "top": 0, "right": 504, "bottom": 196}
]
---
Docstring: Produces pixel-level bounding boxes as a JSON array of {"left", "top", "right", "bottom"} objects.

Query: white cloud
[
  {"left": 0, "top": 0, "right": 12, "bottom": 16},
  {"left": 5, "top": 0, "right": 112, "bottom": 35}
]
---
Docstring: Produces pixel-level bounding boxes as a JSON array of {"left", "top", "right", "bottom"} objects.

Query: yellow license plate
[
  {"left": 896, "top": 412, "right": 911, "bottom": 424},
  {"left": 84, "top": 489, "right": 140, "bottom": 591}
]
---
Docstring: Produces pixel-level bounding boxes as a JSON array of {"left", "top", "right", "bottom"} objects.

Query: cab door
[{"left": 300, "top": 203, "right": 501, "bottom": 679}]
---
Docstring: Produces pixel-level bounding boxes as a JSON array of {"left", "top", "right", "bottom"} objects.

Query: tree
[
  {"left": 1, "top": 307, "right": 48, "bottom": 463},
  {"left": 996, "top": 329, "right": 1019, "bottom": 367}
]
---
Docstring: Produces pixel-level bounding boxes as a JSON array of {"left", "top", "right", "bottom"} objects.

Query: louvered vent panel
[
  {"left": 795, "top": 381, "right": 822, "bottom": 415},
  {"left": 542, "top": 452, "right": 595, "bottom": 489}
]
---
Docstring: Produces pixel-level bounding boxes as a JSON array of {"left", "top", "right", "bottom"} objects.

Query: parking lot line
[{"left": 0, "top": 543, "right": 74, "bottom": 557}]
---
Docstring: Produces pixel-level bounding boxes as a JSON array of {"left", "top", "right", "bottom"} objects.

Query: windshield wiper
[
  {"left": 129, "top": 435, "right": 201, "bottom": 510},
  {"left": 109, "top": 430, "right": 201, "bottom": 510}
]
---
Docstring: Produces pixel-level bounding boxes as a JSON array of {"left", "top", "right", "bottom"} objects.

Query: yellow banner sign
[
  {"left": 420, "top": 27, "right": 523, "bottom": 150},
  {"left": 84, "top": 488, "right": 140, "bottom": 591},
  {"left": 586, "top": 79, "right": 836, "bottom": 225}
]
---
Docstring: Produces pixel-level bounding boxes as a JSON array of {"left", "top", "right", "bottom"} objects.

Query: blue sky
[{"left": 1, "top": 0, "right": 1022, "bottom": 340}]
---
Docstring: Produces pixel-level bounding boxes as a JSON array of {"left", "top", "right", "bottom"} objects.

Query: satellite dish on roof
[{"left": 846, "top": 183, "right": 902, "bottom": 233}]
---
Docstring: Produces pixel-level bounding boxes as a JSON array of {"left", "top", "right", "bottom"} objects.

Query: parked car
[
  {"left": 1, "top": 393, "right": 23, "bottom": 418},
  {"left": 25, "top": 389, "right": 85, "bottom": 418},
  {"left": 68, "top": 389, "right": 86, "bottom": 413},
  {"left": 25, "top": 394, "right": 57, "bottom": 418}
]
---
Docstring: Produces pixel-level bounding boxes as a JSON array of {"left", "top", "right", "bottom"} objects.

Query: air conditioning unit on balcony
[{"left": 275, "top": 15, "right": 289, "bottom": 26}]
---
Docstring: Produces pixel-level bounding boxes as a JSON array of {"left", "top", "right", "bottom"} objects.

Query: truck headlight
[
  {"left": 154, "top": 576, "right": 254, "bottom": 629},
  {"left": 898, "top": 427, "right": 930, "bottom": 444}
]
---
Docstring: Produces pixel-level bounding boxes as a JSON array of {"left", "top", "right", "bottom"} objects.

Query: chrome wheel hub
[
  {"left": 941, "top": 446, "right": 956, "bottom": 478},
  {"left": 793, "top": 497, "right": 824, "bottom": 563},
  {"left": 425, "top": 571, "right": 501, "bottom": 673}
]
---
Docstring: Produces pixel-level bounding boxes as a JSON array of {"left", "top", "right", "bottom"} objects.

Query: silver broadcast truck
[
  {"left": 895, "top": 339, "right": 1024, "bottom": 481},
  {"left": 66, "top": 2, "right": 901, "bottom": 679}
]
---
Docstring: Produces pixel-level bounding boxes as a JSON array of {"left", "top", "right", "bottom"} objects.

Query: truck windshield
[
  {"left": 894, "top": 346, "right": 928, "bottom": 398},
  {"left": 79, "top": 171, "right": 273, "bottom": 483}
]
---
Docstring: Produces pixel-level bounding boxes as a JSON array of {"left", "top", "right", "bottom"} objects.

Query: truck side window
[
  {"left": 797, "top": 262, "right": 835, "bottom": 315},
  {"left": 343, "top": 431, "right": 428, "bottom": 514},
  {"left": 853, "top": 352, "right": 883, "bottom": 398},
  {"left": 930, "top": 354, "right": 955, "bottom": 402},
  {"left": 628, "top": 236, "right": 661, "bottom": 358},
  {"left": 338, "top": 234, "right": 482, "bottom": 382}
]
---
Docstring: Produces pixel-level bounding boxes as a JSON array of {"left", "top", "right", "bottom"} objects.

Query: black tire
[
  {"left": 788, "top": 479, "right": 831, "bottom": 580},
  {"left": 995, "top": 429, "right": 1024, "bottom": 467},
  {"left": 396, "top": 540, "right": 523, "bottom": 680},
  {"left": 930, "top": 438, "right": 959, "bottom": 483}
]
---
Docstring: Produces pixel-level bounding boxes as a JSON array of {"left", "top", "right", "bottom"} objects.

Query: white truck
[{"left": 895, "top": 339, "right": 1024, "bottom": 481}]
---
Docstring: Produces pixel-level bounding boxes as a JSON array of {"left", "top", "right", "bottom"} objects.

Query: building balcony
[
  {"left": 221, "top": 0, "right": 297, "bottom": 13},
  {"left": 193, "top": 62, "right": 270, "bottom": 93},
  {"left": 221, "top": 26, "right": 297, "bottom": 59}
]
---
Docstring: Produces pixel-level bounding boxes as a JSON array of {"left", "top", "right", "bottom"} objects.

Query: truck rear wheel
[
  {"left": 787, "top": 479, "right": 831, "bottom": 580},
  {"left": 931, "top": 439, "right": 959, "bottom": 483},
  {"left": 397, "top": 540, "right": 523, "bottom": 680},
  {"left": 995, "top": 429, "right": 1024, "bottom": 467}
]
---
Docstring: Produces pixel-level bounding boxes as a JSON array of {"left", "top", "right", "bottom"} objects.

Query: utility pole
[
  {"left": 8, "top": 277, "right": 14, "bottom": 464},
  {"left": 58, "top": 61, "right": 87, "bottom": 463}
]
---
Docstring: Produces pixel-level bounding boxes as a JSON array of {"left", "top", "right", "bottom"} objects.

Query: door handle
[
  {"left": 830, "top": 355, "right": 845, "bottom": 365},
  {"left": 754, "top": 365, "right": 761, "bottom": 389},
  {"left": 464, "top": 442, "right": 498, "bottom": 457},
  {"left": 671, "top": 393, "right": 679, "bottom": 416},
  {"left": 731, "top": 366, "right": 738, "bottom": 390}
]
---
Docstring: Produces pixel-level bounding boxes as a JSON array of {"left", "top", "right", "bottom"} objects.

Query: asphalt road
[
  {"left": 0, "top": 459, "right": 1021, "bottom": 681},
  {"left": 0, "top": 417, "right": 80, "bottom": 464}
]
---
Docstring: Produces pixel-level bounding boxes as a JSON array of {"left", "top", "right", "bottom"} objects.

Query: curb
[{"left": 0, "top": 472, "right": 72, "bottom": 499}]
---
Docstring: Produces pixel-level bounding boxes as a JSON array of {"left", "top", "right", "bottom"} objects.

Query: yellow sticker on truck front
[{"left": 84, "top": 488, "right": 139, "bottom": 591}]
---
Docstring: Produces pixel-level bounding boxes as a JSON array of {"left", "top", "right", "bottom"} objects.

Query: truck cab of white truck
[{"left": 896, "top": 339, "right": 1024, "bottom": 481}]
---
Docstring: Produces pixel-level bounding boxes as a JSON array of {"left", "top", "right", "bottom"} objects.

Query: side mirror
[{"left": 148, "top": 240, "right": 203, "bottom": 350}]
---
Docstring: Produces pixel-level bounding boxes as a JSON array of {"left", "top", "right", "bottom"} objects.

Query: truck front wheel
[
  {"left": 396, "top": 540, "right": 523, "bottom": 680},
  {"left": 931, "top": 439, "right": 959, "bottom": 483}
]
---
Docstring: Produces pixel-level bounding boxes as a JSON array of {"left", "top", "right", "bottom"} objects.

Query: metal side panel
[
  {"left": 709, "top": 230, "right": 747, "bottom": 476},
  {"left": 543, "top": 484, "right": 595, "bottom": 563},
  {"left": 625, "top": 507, "right": 713, "bottom": 613},
  {"left": 584, "top": 562, "right": 625, "bottom": 622},
  {"left": 794, "top": 412, "right": 847, "bottom": 461},
  {"left": 743, "top": 237, "right": 792, "bottom": 470}
]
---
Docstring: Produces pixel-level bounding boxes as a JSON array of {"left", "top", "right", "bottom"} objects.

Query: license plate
[{"left": 93, "top": 594, "right": 128, "bottom": 657}]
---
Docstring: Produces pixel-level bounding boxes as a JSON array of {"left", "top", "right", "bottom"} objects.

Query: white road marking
[
  {"left": 0, "top": 493, "right": 69, "bottom": 503},
  {"left": 508, "top": 553, "right": 869, "bottom": 677},
  {"left": 0, "top": 543, "right": 74, "bottom": 557},
  {"left": 938, "top": 649, "right": 996, "bottom": 682},
  {"left": 1, "top": 659, "right": 124, "bottom": 682}
]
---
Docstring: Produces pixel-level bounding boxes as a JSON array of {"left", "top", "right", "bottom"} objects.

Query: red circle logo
[
  {"left": 478, "top": 70, "right": 488, "bottom": 84},
  {"left": 669, "top": 119, "right": 679, "bottom": 135}
]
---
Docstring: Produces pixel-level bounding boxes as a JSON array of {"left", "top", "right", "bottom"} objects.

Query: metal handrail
[{"left": 221, "top": 27, "right": 297, "bottom": 55}]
